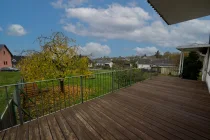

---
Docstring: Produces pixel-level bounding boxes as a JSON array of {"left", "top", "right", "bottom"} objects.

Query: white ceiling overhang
[{"left": 148, "top": 0, "right": 210, "bottom": 25}]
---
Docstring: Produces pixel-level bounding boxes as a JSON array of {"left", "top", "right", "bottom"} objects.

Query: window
[
  {"left": 3, "top": 51, "right": 5, "bottom": 55},
  {"left": 3, "top": 61, "right": 7, "bottom": 65}
]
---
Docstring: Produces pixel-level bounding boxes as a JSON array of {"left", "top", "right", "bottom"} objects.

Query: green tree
[
  {"left": 154, "top": 50, "right": 162, "bottom": 58},
  {"left": 182, "top": 51, "right": 202, "bottom": 80}
]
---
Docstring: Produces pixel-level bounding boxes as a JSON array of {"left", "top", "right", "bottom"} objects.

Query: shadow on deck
[{"left": 1, "top": 76, "right": 210, "bottom": 140}]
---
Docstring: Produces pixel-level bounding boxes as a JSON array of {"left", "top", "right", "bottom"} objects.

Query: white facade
[
  {"left": 203, "top": 48, "right": 210, "bottom": 91},
  {"left": 95, "top": 61, "right": 113, "bottom": 68},
  {"left": 137, "top": 64, "right": 151, "bottom": 69},
  {"left": 105, "top": 62, "right": 113, "bottom": 68}
]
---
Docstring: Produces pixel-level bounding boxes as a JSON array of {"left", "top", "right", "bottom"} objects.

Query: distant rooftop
[{"left": 137, "top": 58, "right": 175, "bottom": 66}]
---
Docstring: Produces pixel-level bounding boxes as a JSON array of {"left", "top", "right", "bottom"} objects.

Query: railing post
[
  {"left": 129, "top": 69, "right": 132, "bottom": 86},
  {"left": 112, "top": 71, "right": 114, "bottom": 92},
  {"left": 14, "top": 84, "right": 24, "bottom": 125},
  {"left": 80, "top": 76, "right": 83, "bottom": 103}
]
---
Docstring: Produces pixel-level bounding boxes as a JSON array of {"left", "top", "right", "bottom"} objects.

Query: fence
[
  {"left": 151, "top": 66, "right": 179, "bottom": 76},
  {"left": 0, "top": 69, "right": 157, "bottom": 130}
]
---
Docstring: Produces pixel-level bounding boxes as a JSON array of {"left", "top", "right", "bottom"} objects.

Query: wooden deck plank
[
  {"left": 114, "top": 89, "right": 210, "bottom": 123},
  {"left": 73, "top": 106, "right": 116, "bottom": 140},
  {"left": 136, "top": 83, "right": 210, "bottom": 106},
  {"left": 3, "top": 126, "right": 17, "bottom": 140},
  {"left": 126, "top": 87, "right": 210, "bottom": 119},
  {"left": 1, "top": 76, "right": 210, "bottom": 140},
  {"left": 16, "top": 123, "right": 29, "bottom": 140},
  {"left": 67, "top": 108, "right": 102, "bottom": 140},
  {"left": 28, "top": 119, "right": 40, "bottom": 140},
  {"left": 103, "top": 93, "right": 210, "bottom": 139},
  {"left": 46, "top": 114, "right": 65, "bottom": 140},
  {"left": 38, "top": 117, "right": 53, "bottom": 140},
  {"left": 86, "top": 102, "right": 143, "bottom": 140},
  {"left": 78, "top": 103, "right": 128, "bottom": 140},
  {"left": 60, "top": 109, "right": 91, "bottom": 140},
  {"left": 90, "top": 99, "right": 181, "bottom": 140},
  {"left": 54, "top": 112, "right": 78, "bottom": 140},
  {"left": 0, "top": 130, "right": 5, "bottom": 139},
  {"left": 109, "top": 91, "right": 210, "bottom": 134},
  {"left": 99, "top": 96, "right": 209, "bottom": 140}
]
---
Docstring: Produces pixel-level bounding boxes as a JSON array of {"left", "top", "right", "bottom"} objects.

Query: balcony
[{"left": 1, "top": 75, "right": 210, "bottom": 139}]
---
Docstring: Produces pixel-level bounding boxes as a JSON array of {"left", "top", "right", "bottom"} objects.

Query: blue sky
[{"left": 0, "top": 0, "right": 210, "bottom": 58}]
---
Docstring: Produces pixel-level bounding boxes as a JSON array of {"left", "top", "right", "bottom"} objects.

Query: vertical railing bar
[
  {"left": 100, "top": 73, "right": 101, "bottom": 95},
  {"left": 88, "top": 76, "right": 90, "bottom": 100},
  {"left": 25, "top": 83, "right": 31, "bottom": 121},
  {"left": 111, "top": 71, "right": 114, "bottom": 92},
  {"left": 77, "top": 77, "right": 79, "bottom": 105},
  {"left": 33, "top": 83, "right": 39, "bottom": 119},
  {"left": 102, "top": 73, "right": 104, "bottom": 95},
  {"left": 58, "top": 80, "right": 62, "bottom": 111},
  {"left": 15, "top": 84, "right": 24, "bottom": 125},
  {"left": 52, "top": 80, "right": 56, "bottom": 113},
  {"left": 73, "top": 77, "right": 75, "bottom": 105},
  {"left": 5, "top": 86, "right": 12, "bottom": 126},
  {"left": 94, "top": 73, "right": 96, "bottom": 97},
  {"left": 80, "top": 76, "right": 83, "bottom": 103},
  {"left": 68, "top": 78, "right": 71, "bottom": 107},
  {"left": 63, "top": 79, "right": 66, "bottom": 109},
  {"left": 46, "top": 81, "right": 50, "bottom": 114},
  {"left": 85, "top": 76, "right": 86, "bottom": 101},
  {"left": 40, "top": 82, "right": 44, "bottom": 116}
]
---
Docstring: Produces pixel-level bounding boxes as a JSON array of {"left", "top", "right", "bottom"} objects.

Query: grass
[
  {"left": 0, "top": 72, "right": 21, "bottom": 115},
  {"left": 0, "top": 72, "right": 21, "bottom": 86}
]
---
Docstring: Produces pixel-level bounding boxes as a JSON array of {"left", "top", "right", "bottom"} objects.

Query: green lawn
[
  {"left": 0, "top": 72, "right": 21, "bottom": 86},
  {"left": 0, "top": 72, "right": 21, "bottom": 115}
]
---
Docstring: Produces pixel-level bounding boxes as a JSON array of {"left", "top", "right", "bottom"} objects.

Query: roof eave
[{"left": 147, "top": 0, "right": 170, "bottom": 25}]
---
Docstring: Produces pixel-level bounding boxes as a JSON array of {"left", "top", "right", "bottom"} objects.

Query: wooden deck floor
[{"left": 1, "top": 76, "right": 210, "bottom": 140}]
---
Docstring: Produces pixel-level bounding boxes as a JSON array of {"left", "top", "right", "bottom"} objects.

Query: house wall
[
  {"left": 0, "top": 47, "right": 12, "bottom": 68},
  {"left": 205, "top": 48, "right": 210, "bottom": 92},
  {"left": 88, "top": 63, "right": 93, "bottom": 68},
  {"left": 202, "top": 48, "right": 209, "bottom": 81},
  {"left": 160, "top": 67, "right": 178, "bottom": 76},
  {"left": 137, "top": 64, "right": 151, "bottom": 69}
]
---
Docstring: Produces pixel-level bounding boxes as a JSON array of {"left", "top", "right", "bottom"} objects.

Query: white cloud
[
  {"left": 0, "top": 26, "right": 3, "bottom": 31},
  {"left": 79, "top": 42, "right": 111, "bottom": 57},
  {"left": 51, "top": 0, "right": 87, "bottom": 8},
  {"left": 127, "top": 1, "right": 138, "bottom": 7},
  {"left": 7, "top": 24, "right": 27, "bottom": 36},
  {"left": 60, "top": 3, "right": 210, "bottom": 47},
  {"left": 134, "top": 47, "right": 158, "bottom": 56}
]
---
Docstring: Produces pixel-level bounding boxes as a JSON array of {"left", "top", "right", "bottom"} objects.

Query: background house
[
  {"left": 136, "top": 59, "right": 152, "bottom": 69},
  {"left": 137, "top": 58, "right": 178, "bottom": 75},
  {"left": 0, "top": 44, "right": 13, "bottom": 68},
  {"left": 95, "top": 59, "right": 113, "bottom": 68},
  {"left": 12, "top": 55, "right": 25, "bottom": 68}
]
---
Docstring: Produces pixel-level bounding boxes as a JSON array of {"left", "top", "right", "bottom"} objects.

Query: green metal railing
[{"left": 0, "top": 69, "right": 157, "bottom": 130}]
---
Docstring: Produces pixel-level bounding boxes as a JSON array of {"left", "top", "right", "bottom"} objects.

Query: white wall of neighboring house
[
  {"left": 88, "top": 63, "right": 93, "bottom": 68},
  {"left": 96, "top": 62, "right": 113, "bottom": 68},
  {"left": 96, "top": 63, "right": 104, "bottom": 66},
  {"left": 205, "top": 48, "right": 210, "bottom": 92},
  {"left": 160, "top": 66, "right": 178, "bottom": 76},
  {"left": 105, "top": 62, "right": 113, "bottom": 68},
  {"left": 137, "top": 64, "right": 151, "bottom": 69}
]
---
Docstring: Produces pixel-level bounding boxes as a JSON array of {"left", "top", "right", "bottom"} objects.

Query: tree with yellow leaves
[{"left": 18, "top": 32, "right": 90, "bottom": 82}]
